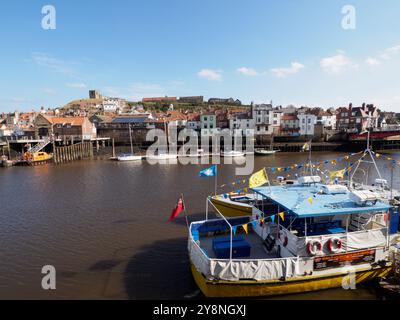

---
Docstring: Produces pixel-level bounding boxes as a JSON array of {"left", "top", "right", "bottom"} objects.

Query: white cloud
[
  {"left": 365, "top": 57, "right": 381, "bottom": 66},
  {"left": 31, "top": 52, "right": 77, "bottom": 75},
  {"left": 197, "top": 69, "right": 222, "bottom": 81},
  {"left": 320, "top": 52, "right": 356, "bottom": 74},
  {"left": 66, "top": 83, "right": 87, "bottom": 89},
  {"left": 379, "top": 44, "right": 400, "bottom": 60},
  {"left": 271, "top": 62, "right": 305, "bottom": 78},
  {"left": 237, "top": 67, "right": 259, "bottom": 76}
]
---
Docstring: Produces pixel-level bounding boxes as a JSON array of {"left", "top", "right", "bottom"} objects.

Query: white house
[
  {"left": 101, "top": 97, "right": 126, "bottom": 112},
  {"left": 230, "top": 113, "right": 255, "bottom": 136},
  {"left": 298, "top": 113, "right": 317, "bottom": 136}
]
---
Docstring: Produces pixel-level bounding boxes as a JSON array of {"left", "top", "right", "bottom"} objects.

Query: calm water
[{"left": 0, "top": 151, "right": 399, "bottom": 300}]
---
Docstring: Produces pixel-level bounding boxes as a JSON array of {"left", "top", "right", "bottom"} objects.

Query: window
[
  {"left": 302, "top": 119, "right": 305, "bottom": 124},
  {"left": 204, "top": 117, "right": 207, "bottom": 121},
  {"left": 308, "top": 118, "right": 311, "bottom": 124}
]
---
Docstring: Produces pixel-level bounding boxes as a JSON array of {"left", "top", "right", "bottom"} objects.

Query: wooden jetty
[{"left": 53, "top": 142, "right": 94, "bottom": 165}]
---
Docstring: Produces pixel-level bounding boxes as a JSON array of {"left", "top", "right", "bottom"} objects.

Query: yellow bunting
[
  {"left": 387, "top": 157, "right": 392, "bottom": 161},
  {"left": 376, "top": 153, "right": 381, "bottom": 158},
  {"left": 278, "top": 212, "right": 285, "bottom": 221},
  {"left": 242, "top": 224, "right": 248, "bottom": 234},
  {"left": 329, "top": 168, "right": 346, "bottom": 181},
  {"left": 344, "top": 156, "right": 350, "bottom": 160},
  {"left": 308, "top": 197, "right": 313, "bottom": 205},
  {"left": 249, "top": 169, "right": 269, "bottom": 188}
]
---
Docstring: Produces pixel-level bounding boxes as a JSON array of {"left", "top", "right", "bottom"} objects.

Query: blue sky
[{"left": 1, "top": 0, "right": 400, "bottom": 112}]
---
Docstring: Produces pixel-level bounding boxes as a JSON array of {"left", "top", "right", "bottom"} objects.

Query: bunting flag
[
  {"left": 260, "top": 218, "right": 265, "bottom": 226},
  {"left": 329, "top": 168, "right": 346, "bottom": 181},
  {"left": 252, "top": 221, "right": 257, "bottom": 229},
  {"left": 232, "top": 226, "right": 237, "bottom": 235},
  {"left": 199, "top": 165, "right": 217, "bottom": 177},
  {"left": 278, "top": 212, "right": 285, "bottom": 221},
  {"left": 270, "top": 215, "right": 275, "bottom": 223},
  {"left": 302, "top": 142, "right": 310, "bottom": 151},
  {"left": 308, "top": 197, "right": 313, "bottom": 205},
  {"left": 242, "top": 224, "right": 248, "bottom": 234},
  {"left": 216, "top": 150, "right": 383, "bottom": 190},
  {"left": 249, "top": 169, "right": 268, "bottom": 188}
]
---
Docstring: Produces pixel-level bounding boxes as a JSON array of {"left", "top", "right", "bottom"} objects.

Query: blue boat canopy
[{"left": 251, "top": 184, "right": 392, "bottom": 218}]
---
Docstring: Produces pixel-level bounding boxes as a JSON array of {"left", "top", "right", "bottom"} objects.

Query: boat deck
[{"left": 199, "top": 232, "right": 278, "bottom": 260}]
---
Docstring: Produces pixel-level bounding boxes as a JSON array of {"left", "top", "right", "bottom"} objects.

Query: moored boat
[
  {"left": 117, "top": 153, "right": 142, "bottom": 162},
  {"left": 220, "top": 150, "right": 245, "bottom": 158},
  {"left": 189, "top": 177, "right": 398, "bottom": 298},
  {"left": 255, "top": 149, "right": 278, "bottom": 155}
]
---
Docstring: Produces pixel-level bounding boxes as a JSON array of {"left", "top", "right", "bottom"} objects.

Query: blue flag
[{"left": 199, "top": 165, "right": 217, "bottom": 177}]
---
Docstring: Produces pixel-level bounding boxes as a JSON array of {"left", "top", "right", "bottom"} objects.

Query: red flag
[{"left": 169, "top": 198, "right": 184, "bottom": 221}]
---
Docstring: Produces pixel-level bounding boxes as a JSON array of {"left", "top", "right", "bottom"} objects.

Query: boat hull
[
  {"left": 190, "top": 262, "right": 392, "bottom": 298},
  {"left": 117, "top": 156, "right": 142, "bottom": 161},
  {"left": 211, "top": 197, "right": 252, "bottom": 217}
]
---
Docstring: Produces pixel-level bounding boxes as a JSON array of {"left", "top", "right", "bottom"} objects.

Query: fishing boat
[
  {"left": 117, "top": 125, "right": 142, "bottom": 162},
  {"left": 189, "top": 176, "right": 398, "bottom": 298}
]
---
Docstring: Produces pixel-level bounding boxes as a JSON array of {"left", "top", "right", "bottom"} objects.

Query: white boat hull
[
  {"left": 117, "top": 155, "right": 142, "bottom": 161},
  {"left": 221, "top": 151, "right": 245, "bottom": 157}
]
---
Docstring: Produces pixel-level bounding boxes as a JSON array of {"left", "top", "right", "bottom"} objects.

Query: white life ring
[
  {"left": 327, "top": 237, "right": 342, "bottom": 253},
  {"left": 307, "top": 240, "right": 322, "bottom": 256}
]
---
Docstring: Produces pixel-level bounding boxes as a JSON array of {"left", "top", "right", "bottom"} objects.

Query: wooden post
[{"left": 112, "top": 138, "right": 115, "bottom": 158}]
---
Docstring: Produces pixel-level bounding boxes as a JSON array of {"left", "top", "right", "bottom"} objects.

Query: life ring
[
  {"left": 307, "top": 240, "right": 322, "bottom": 255},
  {"left": 278, "top": 231, "right": 288, "bottom": 247},
  {"left": 327, "top": 237, "right": 342, "bottom": 253}
]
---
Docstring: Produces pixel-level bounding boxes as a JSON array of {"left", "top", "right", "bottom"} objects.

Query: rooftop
[{"left": 252, "top": 184, "right": 392, "bottom": 218}]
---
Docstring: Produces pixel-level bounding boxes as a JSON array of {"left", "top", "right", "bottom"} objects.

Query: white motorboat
[
  {"left": 255, "top": 149, "right": 278, "bottom": 155},
  {"left": 117, "top": 154, "right": 142, "bottom": 161},
  {"left": 220, "top": 150, "right": 245, "bottom": 158},
  {"left": 147, "top": 153, "right": 178, "bottom": 160}
]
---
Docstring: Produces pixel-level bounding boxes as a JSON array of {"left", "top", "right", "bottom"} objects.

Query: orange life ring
[
  {"left": 307, "top": 240, "right": 322, "bottom": 255},
  {"left": 327, "top": 237, "right": 342, "bottom": 253}
]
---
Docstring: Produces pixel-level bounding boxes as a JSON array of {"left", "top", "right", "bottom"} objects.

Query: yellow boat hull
[
  {"left": 211, "top": 197, "right": 252, "bottom": 217},
  {"left": 190, "top": 263, "right": 392, "bottom": 298}
]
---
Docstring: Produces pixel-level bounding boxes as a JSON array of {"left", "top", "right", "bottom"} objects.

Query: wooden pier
[{"left": 53, "top": 142, "right": 94, "bottom": 165}]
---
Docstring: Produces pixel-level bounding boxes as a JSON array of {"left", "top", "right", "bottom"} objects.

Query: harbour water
[{"left": 0, "top": 151, "right": 399, "bottom": 299}]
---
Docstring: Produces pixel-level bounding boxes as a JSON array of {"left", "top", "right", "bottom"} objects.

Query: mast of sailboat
[
  {"left": 128, "top": 124, "right": 134, "bottom": 154},
  {"left": 270, "top": 134, "right": 274, "bottom": 151}
]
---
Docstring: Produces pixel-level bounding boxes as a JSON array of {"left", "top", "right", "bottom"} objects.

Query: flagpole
[
  {"left": 215, "top": 164, "right": 218, "bottom": 196},
  {"left": 181, "top": 193, "right": 190, "bottom": 231}
]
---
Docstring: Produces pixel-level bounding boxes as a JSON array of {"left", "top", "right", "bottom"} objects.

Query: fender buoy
[
  {"left": 278, "top": 231, "right": 289, "bottom": 247},
  {"left": 327, "top": 237, "right": 342, "bottom": 253},
  {"left": 307, "top": 240, "right": 322, "bottom": 256}
]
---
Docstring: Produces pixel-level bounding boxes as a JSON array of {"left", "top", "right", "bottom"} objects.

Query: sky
[{"left": 0, "top": 0, "right": 400, "bottom": 112}]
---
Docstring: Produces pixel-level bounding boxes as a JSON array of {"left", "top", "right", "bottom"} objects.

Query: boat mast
[
  {"left": 129, "top": 124, "right": 134, "bottom": 154},
  {"left": 350, "top": 115, "right": 382, "bottom": 187}
]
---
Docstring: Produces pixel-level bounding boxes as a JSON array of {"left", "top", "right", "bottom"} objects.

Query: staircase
[
  {"left": 27, "top": 137, "right": 51, "bottom": 154},
  {"left": 348, "top": 213, "right": 373, "bottom": 232}
]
